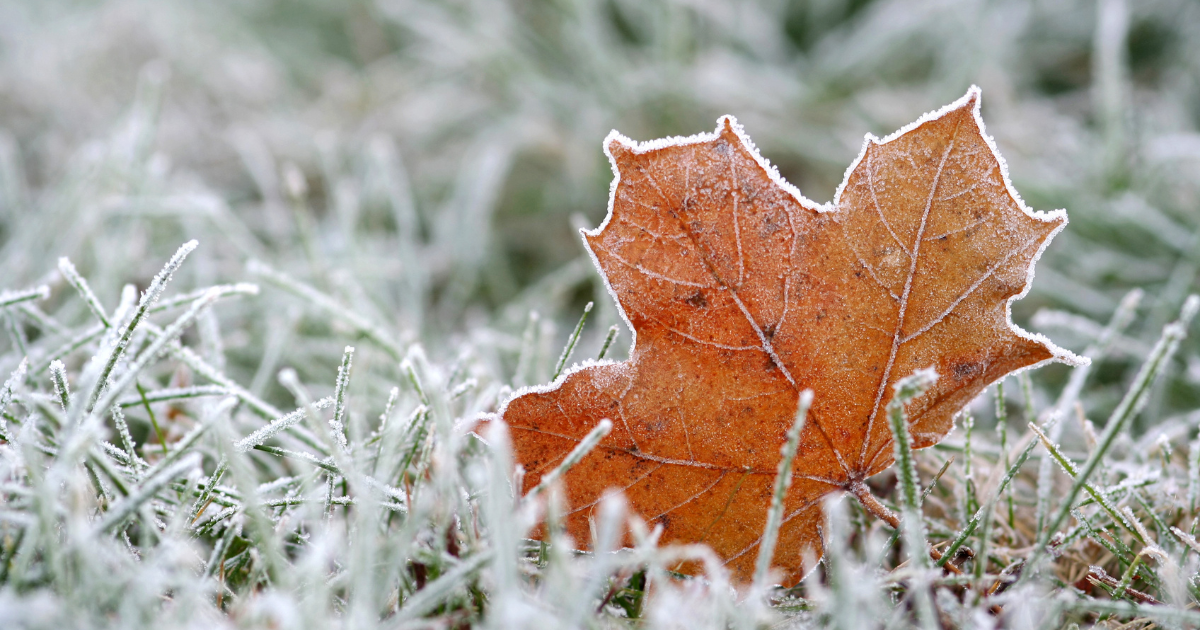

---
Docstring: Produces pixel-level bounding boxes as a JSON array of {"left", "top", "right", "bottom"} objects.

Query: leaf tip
[
  {"left": 1025, "top": 328, "right": 1090, "bottom": 369},
  {"left": 717, "top": 114, "right": 741, "bottom": 139},
  {"left": 1033, "top": 207, "right": 1069, "bottom": 230},
  {"left": 604, "top": 130, "right": 634, "bottom": 164},
  {"left": 1054, "top": 346, "right": 1091, "bottom": 368},
  {"left": 963, "top": 84, "right": 982, "bottom": 110}
]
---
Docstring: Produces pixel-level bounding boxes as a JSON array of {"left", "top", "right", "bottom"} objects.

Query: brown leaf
[{"left": 489, "top": 87, "right": 1080, "bottom": 586}]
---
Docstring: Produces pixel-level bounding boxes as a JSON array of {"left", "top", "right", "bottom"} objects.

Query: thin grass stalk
[
  {"left": 526, "top": 418, "right": 611, "bottom": 501},
  {"left": 753, "top": 389, "right": 812, "bottom": 588},
  {"left": 483, "top": 419, "right": 519, "bottom": 604},
  {"left": 1122, "top": 505, "right": 1161, "bottom": 555},
  {"left": 0, "top": 358, "right": 26, "bottom": 440},
  {"left": 0, "top": 360, "right": 24, "bottom": 403},
  {"left": 0, "top": 285, "right": 50, "bottom": 310},
  {"left": 1035, "top": 288, "right": 1141, "bottom": 539},
  {"left": 921, "top": 456, "right": 953, "bottom": 506},
  {"left": 995, "top": 379, "right": 1014, "bottom": 528},
  {"left": 235, "top": 398, "right": 335, "bottom": 451},
  {"left": 136, "top": 381, "right": 169, "bottom": 455},
  {"left": 148, "top": 283, "right": 258, "bottom": 314},
  {"left": 1029, "top": 422, "right": 1141, "bottom": 543},
  {"left": 57, "top": 257, "right": 111, "bottom": 328},
  {"left": 87, "top": 287, "right": 220, "bottom": 419},
  {"left": 376, "top": 386, "right": 399, "bottom": 436},
  {"left": 3, "top": 312, "right": 27, "bottom": 358},
  {"left": 1074, "top": 508, "right": 1134, "bottom": 564},
  {"left": 318, "top": 353, "right": 366, "bottom": 502},
  {"left": 1170, "top": 526, "right": 1200, "bottom": 559},
  {"left": 248, "top": 260, "right": 402, "bottom": 360},
  {"left": 393, "top": 407, "right": 431, "bottom": 486},
  {"left": 16, "top": 303, "right": 66, "bottom": 337},
  {"left": 48, "top": 360, "right": 70, "bottom": 411},
  {"left": 1032, "top": 294, "right": 1198, "bottom": 577},
  {"left": 331, "top": 345, "right": 354, "bottom": 453},
  {"left": 85, "top": 446, "right": 132, "bottom": 497},
  {"left": 142, "top": 399, "right": 232, "bottom": 482},
  {"left": 1058, "top": 288, "right": 1141, "bottom": 415},
  {"left": 888, "top": 369, "right": 937, "bottom": 564},
  {"left": 116, "top": 385, "right": 230, "bottom": 408},
  {"left": 939, "top": 434, "right": 1040, "bottom": 565},
  {"left": 190, "top": 457, "right": 228, "bottom": 524},
  {"left": 94, "top": 453, "right": 200, "bottom": 533},
  {"left": 402, "top": 356, "right": 429, "bottom": 406},
  {"left": 962, "top": 409, "right": 977, "bottom": 521},
  {"left": 1066, "top": 597, "right": 1200, "bottom": 625},
  {"left": 211, "top": 409, "right": 287, "bottom": 582},
  {"left": 596, "top": 324, "right": 619, "bottom": 360},
  {"left": 163, "top": 339, "right": 296, "bottom": 426},
  {"left": 345, "top": 446, "right": 389, "bottom": 627},
  {"left": 394, "top": 552, "right": 493, "bottom": 622},
  {"left": 886, "top": 369, "right": 938, "bottom": 630},
  {"left": 570, "top": 493, "right": 627, "bottom": 626},
  {"left": 86, "top": 285, "right": 137, "bottom": 369},
  {"left": 539, "top": 482, "right": 574, "bottom": 608},
  {"left": 552, "top": 301, "right": 592, "bottom": 380},
  {"left": 372, "top": 400, "right": 420, "bottom": 484},
  {"left": 81, "top": 240, "right": 197, "bottom": 415},
  {"left": 367, "top": 386, "right": 400, "bottom": 489},
  {"left": 109, "top": 405, "right": 144, "bottom": 475},
  {"left": 40, "top": 325, "right": 104, "bottom": 370},
  {"left": 514, "top": 310, "right": 539, "bottom": 387},
  {"left": 1114, "top": 553, "right": 1145, "bottom": 603},
  {"left": 280, "top": 368, "right": 362, "bottom": 520},
  {"left": 1189, "top": 437, "right": 1200, "bottom": 514},
  {"left": 820, "top": 496, "right": 862, "bottom": 630},
  {"left": 252, "top": 444, "right": 340, "bottom": 475},
  {"left": 972, "top": 477, "right": 995, "bottom": 582}
]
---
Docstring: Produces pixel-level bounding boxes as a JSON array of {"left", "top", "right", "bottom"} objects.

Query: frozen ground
[{"left": 0, "top": 1, "right": 1199, "bottom": 627}]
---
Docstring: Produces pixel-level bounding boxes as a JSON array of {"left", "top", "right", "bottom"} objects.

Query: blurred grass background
[
  {"left": 2, "top": 0, "right": 1198, "bottom": 424},
  {"left": 1, "top": 0, "right": 1200, "bottom": 626}
]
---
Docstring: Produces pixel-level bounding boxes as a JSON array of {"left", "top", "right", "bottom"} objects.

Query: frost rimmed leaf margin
[
  {"left": 487, "top": 85, "right": 1083, "bottom": 586},
  {"left": 494, "top": 85, "right": 1085, "bottom": 411}
]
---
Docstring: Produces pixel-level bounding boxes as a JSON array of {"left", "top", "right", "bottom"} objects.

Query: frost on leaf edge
[
  {"left": 846, "top": 84, "right": 1086, "bottom": 371},
  {"left": 577, "top": 113, "right": 831, "bottom": 386},
  {"left": 490, "top": 86, "right": 1086, "bottom": 425},
  {"left": 837, "top": 86, "right": 1085, "bottom": 371}
]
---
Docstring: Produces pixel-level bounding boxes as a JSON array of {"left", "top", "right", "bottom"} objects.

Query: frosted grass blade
[
  {"left": 753, "top": 389, "right": 812, "bottom": 588},
  {"left": 82, "top": 240, "right": 197, "bottom": 414},
  {"left": 1029, "top": 295, "right": 1198, "bottom": 579},
  {"left": 58, "top": 257, "right": 111, "bottom": 328}
]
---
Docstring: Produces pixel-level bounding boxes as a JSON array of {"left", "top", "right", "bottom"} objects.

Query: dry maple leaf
[{"left": 489, "top": 87, "right": 1081, "bottom": 586}]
